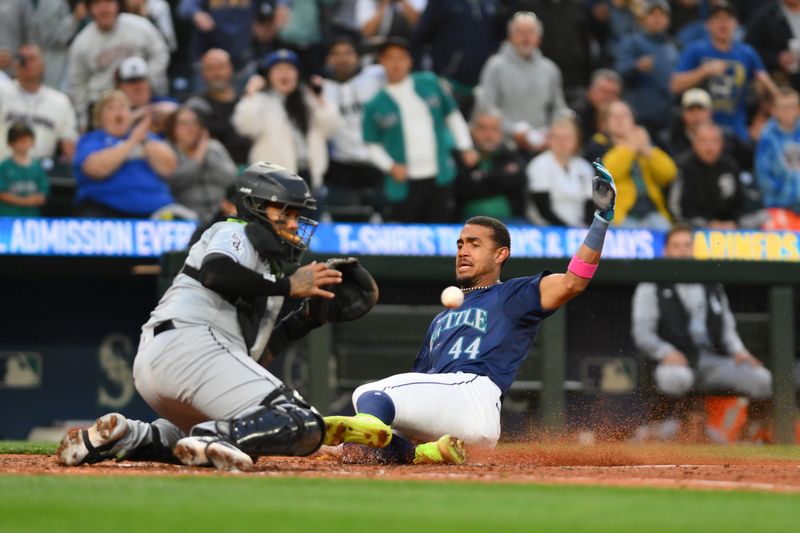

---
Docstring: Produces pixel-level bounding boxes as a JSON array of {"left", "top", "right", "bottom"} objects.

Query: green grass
[
  {"left": 0, "top": 475, "right": 798, "bottom": 533},
  {"left": 0, "top": 441, "right": 57, "bottom": 455}
]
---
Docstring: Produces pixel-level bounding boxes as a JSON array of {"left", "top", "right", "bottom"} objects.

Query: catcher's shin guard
[{"left": 192, "top": 390, "right": 325, "bottom": 457}]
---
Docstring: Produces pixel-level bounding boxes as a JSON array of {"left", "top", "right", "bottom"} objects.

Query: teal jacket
[{"left": 362, "top": 72, "right": 458, "bottom": 203}]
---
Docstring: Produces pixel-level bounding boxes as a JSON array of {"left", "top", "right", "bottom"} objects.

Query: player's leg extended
[
  {"left": 57, "top": 416, "right": 183, "bottom": 466},
  {"left": 174, "top": 387, "right": 325, "bottom": 471},
  {"left": 324, "top": 390, "right": 466, "bottom": 464}
]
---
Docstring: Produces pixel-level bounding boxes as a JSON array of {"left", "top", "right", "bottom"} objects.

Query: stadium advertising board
[{"left": 0, "top": 217, "right": 798, "bottom": 261}]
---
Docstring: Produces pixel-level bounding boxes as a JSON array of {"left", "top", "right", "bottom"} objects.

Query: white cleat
[
  {"left": 56, "top": 412, "right": 128, "bottom": 466},
  {"left": 174, "top": 436, "right": 253, "bottom": 472}
]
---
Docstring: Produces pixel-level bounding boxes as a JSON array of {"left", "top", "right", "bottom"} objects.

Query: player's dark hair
[
  {"left": 465, "top": 216, "right": 511, "bottom": 266},
  {"left": 665, "top": 223, "right": 693, "bottom": 247}
]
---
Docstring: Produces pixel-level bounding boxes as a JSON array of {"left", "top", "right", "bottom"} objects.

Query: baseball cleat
[
  {"left": 174, "top": 436, "right": 253, "bottom": 472},
  {"left": 413, "top": 435, "right": 467, "bottom": 465},
  {"left": 323, "top": 414, "right": 392, "bottom": 448},
  {"left": 56, "top": 412, "right": 129, "bottom": 466}
]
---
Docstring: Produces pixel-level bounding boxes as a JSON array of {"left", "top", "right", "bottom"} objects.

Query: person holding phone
[{"left": 233, "top": 49, "right": 340, "bottom": 193}]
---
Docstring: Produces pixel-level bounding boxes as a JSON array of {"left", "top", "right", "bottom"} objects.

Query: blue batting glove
[{"left": 592, "top": 159, "right": 616, "bottom": 222}]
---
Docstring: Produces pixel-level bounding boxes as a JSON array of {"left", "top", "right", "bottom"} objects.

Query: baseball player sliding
[
  {"left": 57, "top": 163, "right": 393, "bottom": 471},
  {"left": 322, "top": 161, "right": 617, "bottom": 464}
]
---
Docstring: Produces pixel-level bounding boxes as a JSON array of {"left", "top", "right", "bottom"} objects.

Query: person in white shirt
[
  {"left": 0, "top": 44, "right": 78, "bottom": 164},
  {"left": 322, "top": 36, "right": 386, "bottom": 212},
  {"left": 68, "top": 0, "right": 170, "bottom": 130},
  {"left": 527, "top": 113, "right": 594, "bottom": 227}
]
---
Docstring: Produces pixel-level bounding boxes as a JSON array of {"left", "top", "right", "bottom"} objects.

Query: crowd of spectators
[{"left": 3, "top": 0, "right": 800, "bottom": 231}]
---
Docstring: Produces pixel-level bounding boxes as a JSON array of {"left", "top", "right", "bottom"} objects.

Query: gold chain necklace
[{"left": 462, "top": 281, "right": 501, "bottom": 293}]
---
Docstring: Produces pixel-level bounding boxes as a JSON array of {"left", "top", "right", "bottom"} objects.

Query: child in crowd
[{"left": 0, "top": 122, "right": 49, "bottom": 217}]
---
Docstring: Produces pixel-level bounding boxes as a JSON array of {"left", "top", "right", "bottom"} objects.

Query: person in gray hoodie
[{"left": 477, "top": 11, "right": 567, "bottom": 156}]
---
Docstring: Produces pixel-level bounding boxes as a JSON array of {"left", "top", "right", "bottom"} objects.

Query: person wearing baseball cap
[
  {"left": 671, "top": 0, "right": 778, "bottom": 141},
  {"left": 233, "top": 48, "right": 341, "bottom": 192},
  {"left": 668, "top": 88, "right": 753, "bottom": 171}
]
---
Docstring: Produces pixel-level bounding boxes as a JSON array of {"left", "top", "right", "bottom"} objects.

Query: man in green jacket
[{"left": 363, "top": 37, "right": 477, "bottom": 222}]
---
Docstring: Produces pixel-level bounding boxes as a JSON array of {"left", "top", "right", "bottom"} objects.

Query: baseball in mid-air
[{"left": 440, "top": 286, "right": 464, "bottom": 308}]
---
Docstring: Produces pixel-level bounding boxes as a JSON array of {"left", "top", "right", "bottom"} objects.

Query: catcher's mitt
[{"left": 306, "top": 257, "right": 379, "bottom": 324}]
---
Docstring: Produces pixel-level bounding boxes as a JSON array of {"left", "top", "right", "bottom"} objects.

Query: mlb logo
[{"left": 0, "top": 352, "right": 42, "bottom": 389}]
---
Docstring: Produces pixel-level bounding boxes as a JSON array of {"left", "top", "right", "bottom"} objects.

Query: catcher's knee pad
[{"left": 227, "top": 393, "right": 325, "bottom": 457}]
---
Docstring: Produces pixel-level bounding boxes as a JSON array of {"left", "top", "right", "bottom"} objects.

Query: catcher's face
[
  {"left": 455, "top": 224, "right": 508, "bottom": 288},
  {"left": 265, "top": 203, "right": 301, "bottom": 243}
]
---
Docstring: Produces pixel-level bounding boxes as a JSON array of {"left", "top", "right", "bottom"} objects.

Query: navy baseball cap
[{"left": 262, "top": 49, "right": 301, "bottom": 71}]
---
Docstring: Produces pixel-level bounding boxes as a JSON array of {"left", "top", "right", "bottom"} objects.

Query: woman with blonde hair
[{"left": 73, "top": 90, "right": 177, "bottom": 218}]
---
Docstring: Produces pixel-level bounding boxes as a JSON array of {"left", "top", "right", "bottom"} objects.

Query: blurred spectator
[
  {"left": 0, "top": 44, "right": 78, "bottom": 164},
  {"left": 69, "top": 0, "right": 170, "bottom": 130},
  {"left": 745, "top": 0, "right": 800, "bottom": 93},
  {"left": 631, "top": 224, "right": 771, "bottom": 421},
  {"left": 502, "top": 1, "right": 592, "bottom": 107},
  {"left": 615, "top": 0, "right": 678, "bottom": 145},
  {"left": 186, "top": 49, "right": 252, "bottom": 166},
  {"left": 124, "top": 0, "right": 177, "bottom": 52},
  {"left": 0, "top": 0, "right": 35, "bottom": 77},
  {"left": 363, "top": 38, "right": 475, "bottom": 222},
  {"left": 455, "top": 108, "right": 526, "bottom": 221},
  {"left": 31, "top": 0, "right": 86, "bottom": 90},
  {"left": 574, "top": 69, "right": 623, "bottom": 142},
  {"left": 526, "top": 113, "right": 594, "bottom": 227},
  {"left": 164, "top": 105, "right": 237, "bottom": 223},
  {"left": 277, "top": 0, "right": 336, "bottom": 76},
  {"left": 668, "top": 0, "right": 701, "bottom": 37},
  {"left": 187, "top": 183, "right": 238, "bottom": 246},
  {"left": 412, "top": 0, "right": 501, "bottom": 117},
  {"left": 596, "top": 100, "right": 677, "bottom": 228},
  {"left": 73, "top": 90, "right": 177, "bottom": 218},
  {"left": 607, "top": 0, "right": 642, "bottom": 62},
  {"left": 331, "top": 0, "right": 362, "bottom": 41},
  {"left": 179, "top": 0, "right": 288, "bottom": 89},
  {"left": 321, "top": 37, "right": 385, "bottom": 213},
  {"left": 671, "top": 1, "right": 778, "bottom": 142},
  {"left": 477, "top": 11, "right": 567, "bottom": 155},
  {"left": 671, "top": 121, "right": 743, "bottom": 228},
  {"left": 233, "top": 49, "right": 340, "bottom": 191},
  {"left": 252, "top": 1, "right": 290, "bottom": 63},
  {"left": 0, "top": 122, "right": 49, "bottom": 217},
  {"left": 755, "top": 87, "right": 800, "bottom": 230},
  {"left": 668, "top": 88, "right": 753, "bottom": 171},
  {"left": 114, "top": 56, "right": 178, "bottom": 137},
  {"left": 358, "top": 0, "right": 426, "bottom": 41}
]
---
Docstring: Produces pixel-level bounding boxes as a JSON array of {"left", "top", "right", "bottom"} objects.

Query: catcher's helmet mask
[{"left": 236, "top": 162, "right": 318, "bottom": 264}]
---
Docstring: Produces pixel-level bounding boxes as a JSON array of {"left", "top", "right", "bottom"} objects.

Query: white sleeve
[
  {"left": 205, "top": 224, "right": 259, "bottom": 269},
  {"left": 577, "top": 158, "right": 595, "bottom": 200},
  {"left": 56, "top": 93, "right": 79, "bottom": 142},
  {"left": 232, "top": 94, "right": 267, "bottom": 138},
  {"left": 445, "top": 111, "right": 473, "bottom": 151},
  {"left": 367, "top": 143, "right": 395, "bottom": 173}
]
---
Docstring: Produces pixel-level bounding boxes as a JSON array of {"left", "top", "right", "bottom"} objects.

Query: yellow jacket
[{"left": 601, "top": 145, "right": 677, "bottom": 225}]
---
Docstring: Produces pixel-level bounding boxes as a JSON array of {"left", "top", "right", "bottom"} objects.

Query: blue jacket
[
  {"left": 412, "top": 0, "right": 501, "bottom": 87},
  {"left": 755, "top": 119, "right": 800, "bottom": 210},
  {"left": 615, "top": 30, "right": 678, "bottom": 128}
]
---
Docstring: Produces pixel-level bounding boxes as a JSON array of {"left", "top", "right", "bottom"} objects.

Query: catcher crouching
[{"left": 55, "top": 162, "right": 417, "bottom": 471}]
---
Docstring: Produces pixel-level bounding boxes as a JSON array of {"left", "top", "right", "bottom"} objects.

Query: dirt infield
[{"left": 3, "top": 444, "right": 800, "bottom": 493}]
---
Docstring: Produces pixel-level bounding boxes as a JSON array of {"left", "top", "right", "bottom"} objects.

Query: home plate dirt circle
[{"left": 3, "top": 443, "right": 799, "bottom": 493}]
